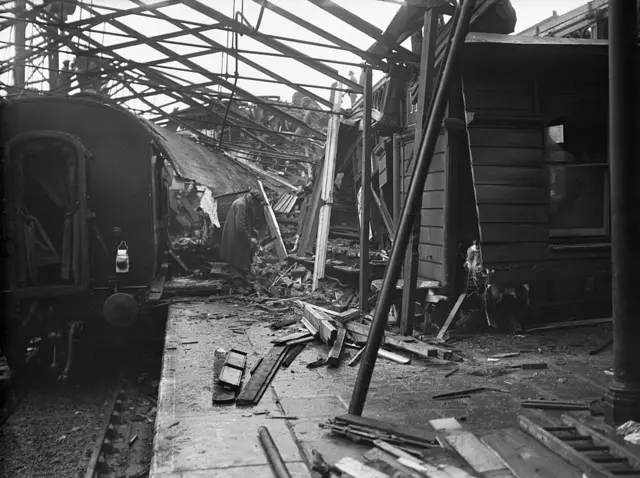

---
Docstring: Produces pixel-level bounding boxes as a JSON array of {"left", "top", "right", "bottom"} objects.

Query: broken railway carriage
[
  {"left": 362, "top": 32, "right": 636, "bottom": 328},
  {"left": 0, "top": 95, "right": 256, "bottom": 372}
]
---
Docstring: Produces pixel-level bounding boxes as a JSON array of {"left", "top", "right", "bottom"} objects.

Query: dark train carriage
[{"left": 0, "top": 95, "right": 256, "bottom": 373}]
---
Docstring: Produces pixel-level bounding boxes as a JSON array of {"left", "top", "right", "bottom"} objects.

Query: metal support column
[
  {"left": 348, "top": 0, "right": 476, "bottom": 416},
  {"left": 392, "top": 134, "right": 402, "bottom": 228},
  {"left": 14, "top": 0, "right": 26, "bottom": 88},
  {"left": 359, "top": 66, "right": 373, "bottom": 313},
  {"left": 603, "top": 0, "right": 640, "bottom": 425}
]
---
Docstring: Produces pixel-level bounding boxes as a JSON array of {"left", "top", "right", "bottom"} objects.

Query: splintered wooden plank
[
  {"left": 236, "top": 345, "right": 288, "bottom": 405},
  {"left": 300, "top": 317, "right": 319, "bottom": 337},
  {"left": 364, "top": 448, "right": 423, "bottom": 478},
  {"left": 281, "top": 343, "right": 306, "bottom": 368},
  {"left": 436, "top": 293, "right": 466, "bottom": 341},
  {"left": 326, "top": 328, "right": 347, "bottom": 367},
  {"left": 342, "top": 322, "right": 441, "bottom": 359},
  {"left": 481, "top": 428, "right": 584, "bottom": 478},
  {"left": 430, "top": 418, "right": 515, "bottom": 477},
  {"left": 334, "top": 457, "right": 388, "bottom": 478},
  {"left": 257, "top": 180, "right": 287, "bottom": 261},
  {"left": 302, "top": 304, "right": 337, "bottom": 345},
  {"left": 272, "top": 331, "right": 312, "bottom": 344},
  {"left": 518, "top": 415, "right": 614, "bottom": 478},
  {"left": 336, "top": 414, "right": 435, "bottom": 445},
  {"left": 212, "top": 349, "right": 235, "bottom": 404}
]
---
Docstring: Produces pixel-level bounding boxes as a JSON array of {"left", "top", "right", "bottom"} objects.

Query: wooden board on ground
[
  {"left": 212, "top": 349, "right": 235, "bottom": 404},
  {"left": 481, "top": 428, "right": 584, "bottom": 478},
  {"left": 342, "top": 321, "right": 443, "bottom": 359},
  {"left": 236, "top": 345, "right": 288, "bottom": 406},
  {"left": 334, "top": 457, "right": 388, "bottom": 478},
  {"left": 336, "top": 414, "right": 435, "bottom": 445},
  {"left": 525, "top": 317, "right": 612, "bottom": 332},
  {"left": 517, "top": 415, "right": 614, "bottom": 478},
  {"left": 326, "top": 328, "right": 347, "bottom": 367},
  {"left": 257, "top": 180, "right": 288, "bottom": 261},
  {"left": 364, "top": 448, "right": 423, "bottom": 478},
  {"left": 281, "top": 343, "right": 306, "bottom": 368},
  {"left": 272, "top": 331, "right": 312, "bottom": 344},
  {"left": 430, "top": 418, "right": 515, "bottom": 477}
]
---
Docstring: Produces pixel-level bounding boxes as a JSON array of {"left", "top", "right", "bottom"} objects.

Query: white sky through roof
[{"left": 1, "top": 0, "right": 591, "bottom": 118}]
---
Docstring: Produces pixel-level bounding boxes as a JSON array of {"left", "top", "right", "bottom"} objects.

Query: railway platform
[{"left": 151, "top": 299, "right": 619, "bottom": 478}]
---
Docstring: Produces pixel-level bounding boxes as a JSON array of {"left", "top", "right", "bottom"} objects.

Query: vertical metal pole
[
  {"left": 603, "top": 0, "right": 640, "bottom": 425},
  {"left": 348, "top": 0, "right": 476, "bottom": 416},
  {"left": 14, "top": 0, "right": 26, "bottom": 89},
  {"left": 392, "top": 134, "right": 402, "bottom": 228},
  {"left": 359, "top": 66, "right": 373, "bottom": 313}
]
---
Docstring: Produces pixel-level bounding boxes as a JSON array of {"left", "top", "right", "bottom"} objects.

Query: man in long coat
[{"left": 220, "top": 191, "right": 262, "bottom": 275}]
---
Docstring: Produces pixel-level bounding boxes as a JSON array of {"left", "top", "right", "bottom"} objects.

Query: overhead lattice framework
[{"left": 0, "top": 0, "right": 416, "bottom": 168}]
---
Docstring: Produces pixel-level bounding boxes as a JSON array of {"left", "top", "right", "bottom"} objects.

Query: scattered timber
[
  {"left": 429, "top": 417, "right": 514, "bottom": 477},
  {"left": 300, "top": 303, "right": 337, "bottom": 345},
  {"left": 236, "top": 345, "right": 288, "bottom": 406},
  {"left": 281, "top": 343, "right": 306, "bottom": 368},
  {"left": 212, "top": 349, "right": 235, "bottom": 404},
  {"left": 326, "top": 328, "right": 347, "bottom": 367}
]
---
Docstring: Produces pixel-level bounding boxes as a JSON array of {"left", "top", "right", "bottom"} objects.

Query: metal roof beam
[
  {"left": 180, "top": 0, "right": 363, "bottom": 93},
  {"left": 77, "top": 1, "right": 326, "bottom": 140},
  {"left": 131, "top": 0, "right": 333, "bottom": 109},
  {"left": 305, "top": 0, "right": 417, "bottom": 59},
  {"left": 249, "top": 0, "right": 388, "bottom": 71}
]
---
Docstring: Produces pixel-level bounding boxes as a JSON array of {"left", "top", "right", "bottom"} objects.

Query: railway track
[{"left": 0, "top": 344, "right": 160, "bottom": 478}]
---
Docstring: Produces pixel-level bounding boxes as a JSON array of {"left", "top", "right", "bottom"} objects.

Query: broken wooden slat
[
  {"left": 283, "top": 335, "right": 317, "bottom": 346},
  {"left": 342, "top": 321, "right": 442, "bottom": 359},
  {"left": 518, "top": 415, "right": 613, "bottom": 478},
  {"left": 236, "top": 345, "right": 288, "bottom": 406},
  {"left": 429, "top": 418, "right": 515, "bottom": 477},
  {"left": 212, "top": 349, "right": 235, "bottom": 404},
  {"left": 326, "top": 328, "right": 347, "bottom": 367},
  {"left": 363, "top": 448, "right": 423, "bottom": 478},
  {"left": 297, "top": 166, "right": 323, "bottom": 256},
  {"left": 302, "top": 304, "right": 337, "bottom": 345},
  {"left": 344, "top": 343, "right": 411, "bottom": 365},
  {"left": 436, "top": 293, "right": 466, "bottom": 342},
  {"left": 334, "top": 308, "right": 361, "bottom": 323},
  {"left": 272, "top": 331, "right": 312, "bottom": 344},
  {"left": 300, "top": 317, "right": 319, "bottom": 337},
  {"left": 334, "top": 457, "right": 388, "bottom": 478},
  {"left": 336, "top": 414, "right": 435, "bottom": 445},
  {"left": 348, "top": 347, "right": 366, "bottom": 366},
  {"left": 525, "top": 317, "right": 612, "bottom": 333},
  {"left": 270, "top": 317, "right": 300, "bottom": 329},
  {"left": 312, "top": 86, "right": 344, "bottom": 290},
  {"left": 257, "top": 180, "right": 287, "bottom": 261},
  {"left": 481, "top": 428, "right": 585, "bottom": 478},
  {"left": 281, "top": 343, "right": 306, "bottom": 369}
]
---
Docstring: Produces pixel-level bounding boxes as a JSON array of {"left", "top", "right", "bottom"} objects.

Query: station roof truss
[{"left": 0, "top": 0, "right": 416, "bottom": 166}]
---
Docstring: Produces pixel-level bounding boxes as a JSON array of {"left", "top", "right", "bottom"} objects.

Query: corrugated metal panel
[{"left": 141, "top": 119, "right": 260, "bottom": 197}]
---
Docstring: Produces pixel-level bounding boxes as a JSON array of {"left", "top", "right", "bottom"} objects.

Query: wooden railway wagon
[
  {"left": 0, "top": 95, "right": 256, "bottom": 373},
  {"left": 370, "top": 33, "right": 635, "bottom": 326}
]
